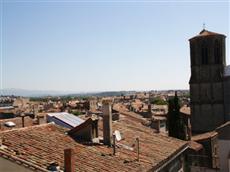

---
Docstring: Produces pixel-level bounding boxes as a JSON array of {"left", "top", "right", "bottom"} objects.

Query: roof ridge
[
  {"left": 199, "top": 29, "right": 219, "bottom": 35},
  {"left": 189, "top": 29, "right": 226, "bottom": 41},
  {"left": 0, "top": 123, "right": 54, "bottom": 134},
  {"left": 215, "top": 121, "right": 230, "bottom": 130}
]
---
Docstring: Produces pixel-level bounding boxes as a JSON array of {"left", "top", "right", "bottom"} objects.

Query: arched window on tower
[
  {"left": 190, "top": 44, "right": 196, "bottom": 65},
  {"left": 214, "top": 39, "right": 222, "bottom": 64},
  {"left": 201, "top": 42, "right": 208, "bottom": 65}
]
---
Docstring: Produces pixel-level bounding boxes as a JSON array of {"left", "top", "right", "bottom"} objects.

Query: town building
[
  {"left": 0, "top": 106, "right": 15, "bottom": 119},
  {"left": 191, "top": 131, "right": 219, "bottom": 171},
  {"left": 189, "top": 29, "right": 230, "bottom": 133},
  {"left": 215, "top": 121, "right": 230, "bottom": 172}
]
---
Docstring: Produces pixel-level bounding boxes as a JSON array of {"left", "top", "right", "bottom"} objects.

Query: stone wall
[{"left": 224, "top": 77, "right": 230, "bottom": 121}]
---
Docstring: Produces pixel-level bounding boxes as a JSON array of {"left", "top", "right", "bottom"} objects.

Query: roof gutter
[{"left": 154, "top": 144, "right": 189, "bottom": 172}]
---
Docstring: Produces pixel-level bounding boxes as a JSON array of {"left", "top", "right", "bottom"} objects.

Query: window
[
  {"left": 190, "top": 44, "right": 196, "bottom": 65},
  {"left": 201, "top": 42, "right": 208, "bottom": 65},
  {"left": 214, "top": 40, "right": 222, "bottom": 64}
]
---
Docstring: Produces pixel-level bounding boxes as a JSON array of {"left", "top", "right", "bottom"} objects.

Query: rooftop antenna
[
  {"left": 136, "top": 137, "right": 140, "bottom": 161},
  {"left": 113, "top": 134, "right": 116, "bottom": 155}
]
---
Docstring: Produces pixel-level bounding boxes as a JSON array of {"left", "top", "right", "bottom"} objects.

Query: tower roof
[{"left": 189, "top": 29, "right": 226, "bottom": 41}]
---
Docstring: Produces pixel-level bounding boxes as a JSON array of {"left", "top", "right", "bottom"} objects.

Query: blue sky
[{"left": 0, "top": 0, "right": 229, "bottom": 92}]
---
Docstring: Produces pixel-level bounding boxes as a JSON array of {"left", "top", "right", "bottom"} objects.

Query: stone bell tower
[{"left": 189, "top": 29, "right": 226, "bottom": 133}]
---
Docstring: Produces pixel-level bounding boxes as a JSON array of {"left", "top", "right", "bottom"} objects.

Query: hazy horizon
[
  {"left": 1, "top": 87, "right": 189, "bottom": 92},
  {"left": 0, "top": 87, "right": 189, "bottom": 97},
  {"left": 0, "top": 1, "right": 229, "bottom": 92}
]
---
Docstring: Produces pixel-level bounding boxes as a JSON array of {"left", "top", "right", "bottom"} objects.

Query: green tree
[
  {"left": 72, "top": 111, "right": 81, "bottom": 116},
  {"left": 167, "top": 92, "right": 186, "bottom": 140},
  {"left": 150, "top": 97, "right": 167, "bottom": 105}
]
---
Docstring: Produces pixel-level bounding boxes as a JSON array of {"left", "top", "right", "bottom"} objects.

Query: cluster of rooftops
[{"left": 0, "top": 102, "right": 189, "bottom": 172}]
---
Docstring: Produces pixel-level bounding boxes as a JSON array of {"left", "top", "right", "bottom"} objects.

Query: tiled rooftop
[
  {"left": 192, "top": 131, "right": 218, "bottom": 141},
  {"left": 190, "top": 29, "right": 226, "bottom": 41},
  {"left": 0, "top": 104, "right": 188, "bottom": 172},
  {"left": 180, "top": 106, "right": 191, "bottom": 116},
  {"left": 188, "top": 141, "right": 203, "bottom": 152}
]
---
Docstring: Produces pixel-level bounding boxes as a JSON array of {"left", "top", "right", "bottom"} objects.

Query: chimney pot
[
  {"left": 37, "top": 116, "right": 40, "bottom": 125},
  {"left": 21, "top": 115, "right": 25, "bottom": 127},
  {"left": 64, "top": 148, "right": 75, "bottom": 172}
]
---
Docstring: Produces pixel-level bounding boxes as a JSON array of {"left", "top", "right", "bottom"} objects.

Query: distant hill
[
  {"left": 0, "top": 88, "right": 72, "bottom": 97},
  {"left": 67, "top": 91, "right": 136, "bottom": 97},
  {"left": 0, "top": 89, "right": 136, "bottom": 97}
]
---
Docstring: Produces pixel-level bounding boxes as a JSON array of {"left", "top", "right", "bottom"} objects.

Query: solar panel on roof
[{"left": 47, "top": 112, "right": 85, "bottom": 128}]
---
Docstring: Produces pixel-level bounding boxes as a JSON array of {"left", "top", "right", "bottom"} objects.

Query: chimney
[
  {"left": 102, "top": 99, "right": 112, "bottom": 146},
  {"left": 147, "top": 104, "right": 152, "bottom": 118},
  {"left": 21, "top": 114, "right": 25, "bottom": 127},
  {"left": 156, "top": 120, "right": 160, "bottom": 133},
  {"left": 148, "top": 104, "right": 151, "bottom": 113},
  {"left": 37, "top": 116, "right": 41, "bottom": 125},
  {"left": 64, "top": 148, "right": 75, "bottom": 172}
]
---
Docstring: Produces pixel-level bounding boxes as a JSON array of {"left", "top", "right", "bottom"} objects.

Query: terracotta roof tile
[
  {"left": 192, "top": 131, "right": 218, "bottom": 141},
  {"left": 190, "top": 29, "right": 226, "bottom": 41},
  {"left": 188, "top": 141, "right": 203, "bottom": 152},
  {"left": 180, "top": 106, "right": 190, "bottom": 115}
]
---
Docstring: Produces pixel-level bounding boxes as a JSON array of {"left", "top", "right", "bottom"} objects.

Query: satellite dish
[
  {"left": 4, "top": 121, "right": 16, "bottom": 127},
  {"left": 114, "top": 130, "right": 122, "bottom": 141}
]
